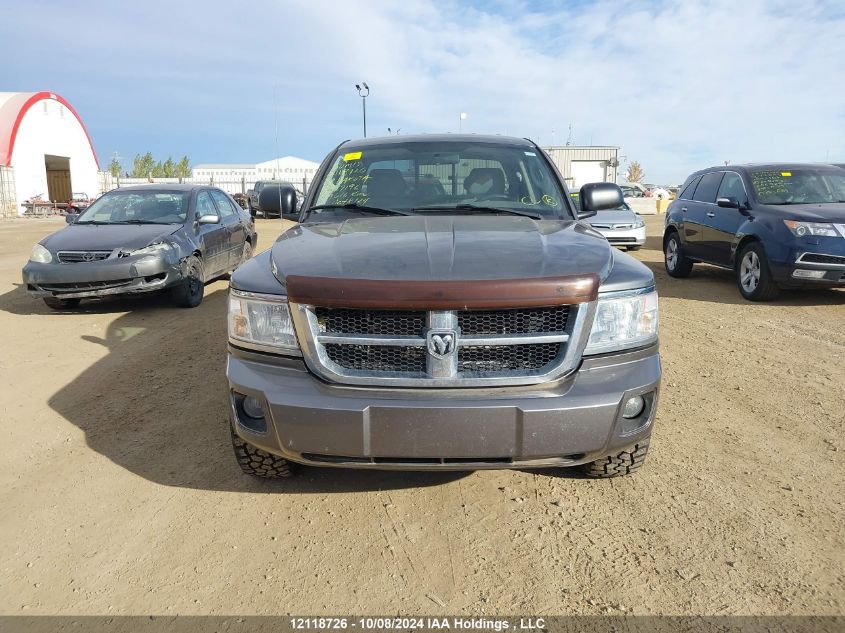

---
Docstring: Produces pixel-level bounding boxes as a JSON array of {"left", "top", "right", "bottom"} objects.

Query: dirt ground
[{"left": 0, "top": 215, "right": 843, "bottom": 616}]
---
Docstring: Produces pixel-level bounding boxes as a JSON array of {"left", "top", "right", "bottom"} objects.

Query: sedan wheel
[{"left": 171, "top": 255, "right": 205, "bottom": 308}]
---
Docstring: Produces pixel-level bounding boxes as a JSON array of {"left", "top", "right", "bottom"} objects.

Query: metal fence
[
  {"left": 98, "top": 173, "right": 312, "bottom": 198},
  {"left": 0, "top": 166, "right": 17, "bottom": 219}
]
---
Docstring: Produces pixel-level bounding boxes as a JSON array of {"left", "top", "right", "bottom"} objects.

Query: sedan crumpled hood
[
  {"left": 271, "top": 215, "right": 614, "bottom": 283},
  {"left": 41, "top": 224, "right": 181, "bottom": 253}
]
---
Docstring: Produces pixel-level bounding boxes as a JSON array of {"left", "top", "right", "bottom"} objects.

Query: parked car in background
[
  {"left": 621, "top": 184, "right": 645, "bottom": 198},
  {"left": 226, "top": 134, "right": 660, "bottom": 481},
  {"left": 23, "top": 184, "right": 257, "bottom": 309},
  {"left": 664, "top": 163, "right": 845, "bottom": 300},
  {"left": 67, "top": 192, "right": 92, "bottom": 212},
  {"left": 571, "top": 193, "right": 645, "bottom": 250},
  {"left": 247, "top": 181, "right": 276, "bottom": 217}
]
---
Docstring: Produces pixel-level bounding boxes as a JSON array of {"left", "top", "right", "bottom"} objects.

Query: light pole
[
  {"left": 459, "top": 112, "right": 467, "bottom": 132},
  {"left": 355, "top": 83, "right": 369, "bottom": 138}
]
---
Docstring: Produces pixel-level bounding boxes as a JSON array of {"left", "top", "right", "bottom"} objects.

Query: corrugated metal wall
[
  {"left": 542, "top": 146, "right": 619, "bottom": 187},
  {"left": 0, "top": 166, "right": 17, "bottom": 219}
]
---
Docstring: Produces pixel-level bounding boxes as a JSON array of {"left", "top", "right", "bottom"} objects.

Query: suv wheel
[
  {"left": 170, "top": 255, "right": 204, "bottom": 308},
  {"left": 231, "top": 426, "right": 296, "bottom": 478},
  {"left": 736, "top": 242, "right": 780, "bottom": 301},
  {"left": 664, "top": 231, "right": 694, "bottom": 277},
  {"left": 582, "top": 438, "right": 650, "bottom": 478},
  {"left": 43, "top": 297, "right": 81, "bottom": 310}
]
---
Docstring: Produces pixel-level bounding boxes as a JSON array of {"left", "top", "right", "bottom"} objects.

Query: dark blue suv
[{"left": 663, "top": 164, "right": 845, "bottom": 300}]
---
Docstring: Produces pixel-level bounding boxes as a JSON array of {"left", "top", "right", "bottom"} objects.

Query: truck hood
[
  {"left": 41, "top": 224, "right": 181, "bottom": 252},
  {"left": 271, "top": 216, "right": 614, "bottom": 283}
]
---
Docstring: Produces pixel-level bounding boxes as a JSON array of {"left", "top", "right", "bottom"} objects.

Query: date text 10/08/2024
[{"left": 289, "top": 617, "right": 547, "bottom": 631}]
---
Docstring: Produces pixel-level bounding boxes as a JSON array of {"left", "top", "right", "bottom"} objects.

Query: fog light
[
  {"left": 792, "top": 269, "right": 826, "bottom": 279},
  {"left": 622, "top": 395, "right": 645, "bottom": 419},
  {"left": 242, "top": 395, "right": 265, "bottom": 419}
]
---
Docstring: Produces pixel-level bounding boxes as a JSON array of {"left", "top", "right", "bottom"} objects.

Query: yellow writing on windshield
[{"left": 343, "top": 151, "right": 362, "bottom": 161}]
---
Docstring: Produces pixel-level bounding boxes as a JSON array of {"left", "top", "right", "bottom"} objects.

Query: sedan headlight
[
  {"left": 228, "top": 289, "right": 301, "bottom": 355},
  {"left": 784, "top": 221, "right": 839, "bottom": 238},
  {"left": 133, "top": 242, "right": 173, "bottom": 256},
  {"left": 584, "top": 289, "right": 659, "bottom": 355},
  {"left": 633, "top": 218, "right": 645, "bottom": 228},
  {"left": 30, "top": 243, "right": 52, "bottom": 263}
]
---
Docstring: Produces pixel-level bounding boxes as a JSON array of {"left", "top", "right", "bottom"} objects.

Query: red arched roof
[{"left": 0, "top": 91, "right": 100, "bottom": 168}]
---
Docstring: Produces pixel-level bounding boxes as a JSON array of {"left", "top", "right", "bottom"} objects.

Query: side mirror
[
  {"left": 197, "top": 214, "right": 220, "bottom": 225},
  {"left": 578, "top": 182, "right": 624, "bottom": 219},
  {"left": 65, "top": 213, "right": 80, "bottom": 224},
  {"left": 716, "top": 196, "right": 739, "bottom": 209},
  {"left": 258, "top": 184, "right": 297, "bottom": 217}
]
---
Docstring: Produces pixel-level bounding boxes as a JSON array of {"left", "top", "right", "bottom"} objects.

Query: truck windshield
[
  {"left": 310, "top": 141, "right": 568, "bottom": 219},
  {"left": 749, "top": 168, "right": 845, "bottom": 205},
  {"left": 76, "top": 191, "right": 190, "bottom": 224}
]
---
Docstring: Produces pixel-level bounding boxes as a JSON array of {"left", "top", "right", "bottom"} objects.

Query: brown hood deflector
[{"left": 285, "top": 274, "right": 600, "bottom": 310}]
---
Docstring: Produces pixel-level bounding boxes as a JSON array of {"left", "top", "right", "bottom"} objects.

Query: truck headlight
[
  {"left": 783, "top": 221, "right": 839, "bottom": 237},
  {"left": 584, "top": 289, "right": 658, "bottom": 355},
  {"left": 228, "top": 289, "right": 301, "bottom": 355},
  {"left": 30, "top": 243, "right": 52, "bottom": 263}
]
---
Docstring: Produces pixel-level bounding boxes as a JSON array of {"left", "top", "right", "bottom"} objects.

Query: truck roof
[{"left": 339, "top": 134, "right": 536, "bottom": 148}]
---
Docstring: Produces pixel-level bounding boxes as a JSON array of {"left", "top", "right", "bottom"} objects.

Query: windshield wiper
[
  {"left": 414, "top": 204, "right": 544, "bottom": 220},
  {"left": 115, "top": 219, "right": 173, "bottom": 224},
  {"left": 305, "top": 203, "right": 413, "bottom": 219}
]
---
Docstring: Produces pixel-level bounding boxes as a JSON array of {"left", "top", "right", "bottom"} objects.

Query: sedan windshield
[
  {"left": 310, "top": 141, "right": 568, "bottom": 219},
  {"left": 76, "top": 191, "right": 190, "bottom": 224},
  {"left": 749, "top": 169, "right": 845, "bottom": 205}
]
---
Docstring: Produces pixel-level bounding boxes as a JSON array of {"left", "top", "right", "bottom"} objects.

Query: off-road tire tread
[
  {"left": 582, "top": 439, "right": 650, "bottom": 478},
  {"left": 231, "top": 427, "right": 295, "bottom": 478}
]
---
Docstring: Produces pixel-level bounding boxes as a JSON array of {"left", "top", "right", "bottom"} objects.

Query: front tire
[
  {"left": 241, "top": 240, "right": 253, "bottom": 265},
  {"left": 231, "top": 426, "right": 296, "bottom": 478},
  {"left": 170, "top": 255, "right": 204, "bottom": 308},
  {"left": 736, "top": 242, "right": 780, "bottom": 301},
  {"left": 43, "top": 297, "right": 81, "bottom": 310},
  {"left": 664, "top": 231, "right": 694, "bottom": 277},
  {"left": 582, "top": 438, "right": 650, "bottom": 478}
]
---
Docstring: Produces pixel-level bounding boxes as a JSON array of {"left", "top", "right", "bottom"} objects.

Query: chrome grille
[
  {"left": 457, "top": 343, "right": 561, "bottom": 373},
  {"left": 325, "top": 344, "right": 426, "bottom": 373},
  {"left": 57, "top": 250, "right": 112, "bottom": 263},
  {"left": 457, "top": 307, "right": 568, "bottom": 335},
  {"left": 316, "top": 307, "right": 426, "bottom": 335},
  {"left": 292, "top": 302, "right": 593, "bottom": 387}
]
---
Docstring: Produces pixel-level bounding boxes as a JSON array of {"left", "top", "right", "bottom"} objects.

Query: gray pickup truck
[{"left": 226, "top": 135, "right": 660, "bottom": 479}]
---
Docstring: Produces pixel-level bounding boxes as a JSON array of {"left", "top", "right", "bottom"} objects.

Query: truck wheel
[
  {"left": 170, "top": 256, "right": 204, "bottom": 308},
  {"left": 231, "top": 427, "right": 296, "bottom": 478},
  {"left": 43, "top": 297, "right": 81, "bottom": 310},
  {"left": 582, "top": 438, "right": 650, "bottom": 478},
  {"left": 664, "top": 231, "right": 694, "bottom": 277},
  {"left": 736, "top": 242, "right": 780, "bottom": 301}
]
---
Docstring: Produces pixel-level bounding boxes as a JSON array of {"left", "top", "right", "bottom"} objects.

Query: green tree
[
  {"left": 175, "top": 156, "right": 191, "bottom": 179},
  {"left": 162, "top": 157, "right": 176, "bottom": 178},
  {"left": 131, "top": 152, "right": 156, "bottom": 178},
  {"left": 108, "top": 157, "right": 121, "bottom": 178},
  {"left": 627, "top": 160, "right": 645, "bottom": 183}
]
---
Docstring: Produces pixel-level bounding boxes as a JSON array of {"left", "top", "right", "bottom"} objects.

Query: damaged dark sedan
[{"left": 22, "top": 184, "right": 257, "bottom": 309}]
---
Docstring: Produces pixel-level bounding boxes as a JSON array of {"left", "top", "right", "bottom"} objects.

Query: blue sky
[{"left": 2, "top": 0, "right": 844, "bottom": 183}]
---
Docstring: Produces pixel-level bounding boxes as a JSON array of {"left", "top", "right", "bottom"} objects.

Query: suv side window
[
  {"left": 716, "top": 172, "right": 748, "bottom": 205},
  {"left": 692, "top": 172, "right": 724, "bottom": 203},
  {"left": 679, "top": 175, "right": 702, "bottom": 200},
  {"left": 210, "top": 190, "right": 236, "bottom": 217}
]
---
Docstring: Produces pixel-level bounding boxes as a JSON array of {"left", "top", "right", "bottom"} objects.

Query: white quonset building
[
  {"left": 0, "top": 91, "right": 100, "bottom": 217},
  {"left": 192, "top": 155, "right": 320, "bottom": 190}
]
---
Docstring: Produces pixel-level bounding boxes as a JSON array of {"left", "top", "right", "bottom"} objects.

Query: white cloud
[{"left": 3, "top": 0, "right": 844, "bottom": 181}]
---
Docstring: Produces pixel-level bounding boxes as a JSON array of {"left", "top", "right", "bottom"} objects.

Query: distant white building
[{"left": 192, "top": 155, "right": 320, "bottom": 187}]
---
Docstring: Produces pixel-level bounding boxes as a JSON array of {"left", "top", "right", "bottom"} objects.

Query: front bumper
[
  {"left": 769, "top": 242, "right": 845, "bottom": 287},
  {"left": 22, "top": 254, "right": 183, "bottom": 299},
  {"left": 226, "top": 344, "right": 661, "bottom": 470},
  {"left": 591, "top": 225, "right": 647, "bottom": 248}
]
